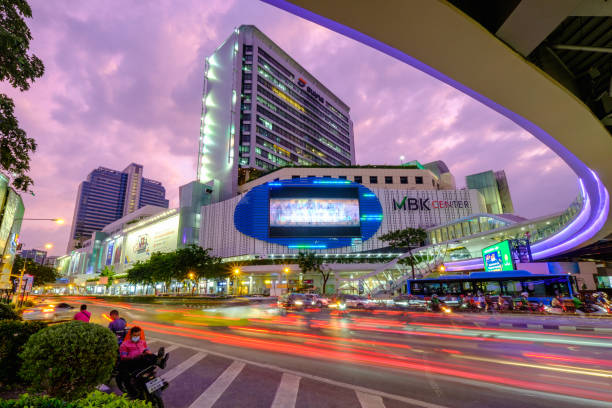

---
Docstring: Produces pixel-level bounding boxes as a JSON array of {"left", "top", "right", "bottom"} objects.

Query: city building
[
  {"left": 67, "top": 163, "right": 169, "bottom": 251},
  {"left": 0, "top": 173, "right": 24, "bottom": 290},
  {"left": 197, "top": 25, "right": 354, "bottom": 201},
  {"left": 423, "top": 160, "right": 456, "bottom": 189},
  {"left": 465, "top": 170, "right": 514, "bottom": 214},
  {"left": 19, "top": 249, "right": 47, "bottom": 265},
  {"left": 238, "top": 165, "right": 445, "bottom": 194}
]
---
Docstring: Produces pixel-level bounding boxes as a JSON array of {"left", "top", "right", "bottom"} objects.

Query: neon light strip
[{"left": 263, "top": 0, "right": 609, "bottom": 262}]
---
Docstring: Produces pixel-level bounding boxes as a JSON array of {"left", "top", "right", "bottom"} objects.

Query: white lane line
[
  {"left": 356, "top": 391, "right": 386, "bottom": 408},
  {"left": 270, "top": 373, "right": 300, "bottom": 408},
  {"left": 165, "top": 344, "right": 180, "bottom": 353},
  {"left": 148, "top": 337, "right": 448, "bottom": 408},
  {"left": 188, "top": 361, "right": 245, "bottom": 408},
  {"left": 162, "top": 352, "right": 207, "bottom": 383}
]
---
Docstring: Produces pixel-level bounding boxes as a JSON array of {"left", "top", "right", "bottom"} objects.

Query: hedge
[
  {"left": 0, "top": 303, "right": 19, "bottom": 320},
  {"left": 0, "top": 320, "right": 47, "bottom": 386},
  {"left": 0, "top": 391, "right": 152, "bottom": 407},
  {"left": 19, "top": 322, "right": 118, "bottom": 400}
]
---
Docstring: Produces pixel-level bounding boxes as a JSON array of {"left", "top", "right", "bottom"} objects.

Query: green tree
[
  {"left": 0, "top": 0, "right": 45, "bottom": 192},
  {"left": 12, "top": 256, "right": 59, "bottom": 285},
  {"left": 296, "top": 251, "right": 332, "bottom": 294},
  {"left": 379, "top": 227, "right": 427, "bottom": 280},
  {"left": 99, "top": 265, "right": 115, "bottom": 292}
]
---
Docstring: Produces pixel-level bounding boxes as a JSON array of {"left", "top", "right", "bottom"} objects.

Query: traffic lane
[
  {"left": 141, "top": 324, "right": 611, "bottom": 408},
  {"left": 67, "top": 300, "right": 612, "bottom": 405},
  {"left": 114, "top": 315, "right": 612, "bottom": 404}
]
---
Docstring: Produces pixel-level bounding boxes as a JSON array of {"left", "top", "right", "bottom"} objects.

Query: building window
[
  {"left": 307, "top": 175, "right": 315, "bottom": 178},
  {"left": 415, "top": 176, "right": 423, "bottom": 184},
  {"left": 323, "top": 175, "right": 331, "bottom": 178},
  {"left": 370, "top": 176, "right": 378, "bottom": 184},
  {"left": 292, "top": 175, "right": 300, "bottom": 179},
  {"left": 354, "top": 176, "right": 362, "bottom": 184},
  {"left": 243, "top": 45, "right": 253, "bottom": 53},
  {"left": 400, "top": 176, "right": 408, "bottom": 184},
  {"left": 385, "top": 176, "right": 393, "bottom": 184},
  {"left": 338, "top": 175, "right": 347, "bottom": 180}
]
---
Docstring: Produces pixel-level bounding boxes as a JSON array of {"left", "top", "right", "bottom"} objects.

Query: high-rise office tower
[
  {"left": 465, "top": 170, "right": 514, "bottom": 214},
  {"left": 67, "top": 164, "right": 169, "bottom": 251},
  {"left": 197, "top": 25, "right": 354, "bottom": 201}
]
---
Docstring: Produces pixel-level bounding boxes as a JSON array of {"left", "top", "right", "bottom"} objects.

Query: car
[
  {"left": 338, "top": 294, "right": 376, "bottom": 309},
  {"left": 22, "top": 302, "right": 75, "bottom": 322},
  {"left": 277, "top": 293, "right": 308, "bottom": 309},
  {"left": 304, "top": 294, "right": 330, "bottom": 308}
]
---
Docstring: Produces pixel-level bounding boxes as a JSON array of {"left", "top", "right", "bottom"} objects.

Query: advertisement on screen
[
  {"left": 482, "top": 240, "right": 514, "bottom": 272},
  {"left": 268, "top": 187, "right": 361, "bottom": 238},
  {"left": 269, "top": 198, "right": 360, "bottom": 227}
]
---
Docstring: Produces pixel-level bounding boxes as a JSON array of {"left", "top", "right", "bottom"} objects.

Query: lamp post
[
  {"left": 5, "top": 217, "right": 64, "bottom": 304},
  {"left": 233, "top": 268, "right": 240, "bottom": 296},
  {"left": 283, "top": 267, "right": 290, "bottom": 292},
  {"left": 188, "top": 272, "right": 196, "bottom": 295}
]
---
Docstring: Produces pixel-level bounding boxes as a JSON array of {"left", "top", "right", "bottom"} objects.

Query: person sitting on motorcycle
[
  {"left": 496, "top": 295, "right": 506, "bottom": 312},
  {"left": 118, "top": 326, "right": 168, "bottom": 397},
  {"left": 551, "top": 294, "right": 565, "bottom": 312},
  {"left": 519, "top": 292, "right": 531, "bottom": 311},
  {"left": 430, "top": 294, "right": 441, "bottom": 312},
  {"left": 108, "top": 310, "right": 127, "bottom": 344},
  {"left": 571, "top": 295, "right": 584, "bottom": 312}
]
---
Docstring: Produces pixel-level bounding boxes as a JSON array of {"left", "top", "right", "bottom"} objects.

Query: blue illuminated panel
[{"left": 234, "top": 177, "right": 383, "bottom": 249}]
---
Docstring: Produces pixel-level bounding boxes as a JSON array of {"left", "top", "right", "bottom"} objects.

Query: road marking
[
  {"left": 188, "top": 361, "right": 245, "bottom": 408},
  {"left": 270, "top": 373, "right": 300, "bottom": 408},
  {"left": 162, "top": 352, "right": 207, "bottom": 382},
  {"left": 356, "top": 391, "right": 385, "bottom": 408},
  {"left": 149, "top": 336, "right": 448, "bottom": 408},
  {"left": 165, "top": 344, "right": 180, "bottom": 353}
]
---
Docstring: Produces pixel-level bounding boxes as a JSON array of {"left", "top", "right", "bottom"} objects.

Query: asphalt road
[{"left": 51, "top": 297, "right": 612, "bottom": 408}]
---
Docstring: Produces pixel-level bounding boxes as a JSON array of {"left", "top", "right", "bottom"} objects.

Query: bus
[{"left": 406, "top": 270, "right": 576, "bottom": 304}]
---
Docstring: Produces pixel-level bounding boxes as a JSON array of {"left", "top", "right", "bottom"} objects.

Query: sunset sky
[{"left": 2, "top": 0, "right": 577, "bottom": 255}]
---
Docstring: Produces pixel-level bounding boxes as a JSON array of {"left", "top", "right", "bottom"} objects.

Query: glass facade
[{"left": 465, "top": 170, "right": 514, "bottom": 214}]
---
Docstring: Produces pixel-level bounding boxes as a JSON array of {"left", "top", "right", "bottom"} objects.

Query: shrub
[
  {"left": 19, "top": 322, "right": 118, "bottom": 400},
  {"left": 0, "top": 303, "right": 19, "bottom": 320},
  {"left": 0, "top": 320, "right": 47, "bottom": 386},
  {"left": 0, "top": 391, "right": 152, "bottom": 407},
  {"left": 75, "top": 391, "right": 152, "bottom": 407}
]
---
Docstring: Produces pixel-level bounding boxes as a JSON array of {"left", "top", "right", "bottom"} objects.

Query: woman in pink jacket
[{"left": 117, "top": 326, "right": 169, "bottom": 396}]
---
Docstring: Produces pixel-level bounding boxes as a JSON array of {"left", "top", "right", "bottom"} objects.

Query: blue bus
[{"left": 406, "top": 270, "right": 576, "bottom": 304}]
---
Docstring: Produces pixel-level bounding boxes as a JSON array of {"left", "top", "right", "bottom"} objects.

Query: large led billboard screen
[
  {"left": 269, "top": 187, "right": 361, "bottom": 238},
  {"left": 482, "top": 240, "right": 514, "bottom": 272}
]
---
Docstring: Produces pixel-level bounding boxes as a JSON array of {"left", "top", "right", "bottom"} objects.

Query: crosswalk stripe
[
  {"left": 165, "top": 344, "right": 180, "bottom": 353},
  {"left": 357, "top": 391, "right": 386, "bottom": 408},
  {"left": 188, "top": 361, "right": 245, "bottom": 408},
  {"left": 270, "top": 373, "right": 301, "bottom": 408},
  {"left": 162, "top": 352, "right": 207, "bottom": 383}
]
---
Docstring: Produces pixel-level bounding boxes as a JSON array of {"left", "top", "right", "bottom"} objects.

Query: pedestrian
[
  {"left": 108, "top": 309, "right": 127, "bottom": 343},
  {"left": 73, "top": 304, "right": 91, "bottom": 322}
]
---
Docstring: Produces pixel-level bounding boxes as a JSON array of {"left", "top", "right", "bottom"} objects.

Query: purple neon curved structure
[{"left": 263, "top": 0, "right": 609, "bottom": 269}]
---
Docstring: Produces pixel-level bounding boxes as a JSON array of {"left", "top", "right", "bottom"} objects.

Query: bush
[
  {"left": 0, "top": 391, "right": 152, "bottom": 407},
  {"left": 0, "top": 303, "right": 19, "bottom": 320},
  {"left": 19, "top": 322, "right": 118, "bottom": 400},
  {"left": 0, "top": 320, "right": 47, "bottom": 386}
]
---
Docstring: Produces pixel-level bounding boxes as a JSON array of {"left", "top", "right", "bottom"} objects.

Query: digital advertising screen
[
  {"left": 269, "top": 187, "right": 361, "bottom": 238},
  {"left": 482, "top": 240, "right": 515, "bottom": 272}
]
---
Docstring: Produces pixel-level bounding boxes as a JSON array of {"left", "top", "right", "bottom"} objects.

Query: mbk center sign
[{"left": 392, "top": 196, "right": 472, "bottom": 211}]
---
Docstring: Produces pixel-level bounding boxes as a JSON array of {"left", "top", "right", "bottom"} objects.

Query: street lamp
[
  {"left": 44, "top": 243, "right": 53, "bottom": 250},
  {"left": 283, "top": 267, "right": 290, "bottom": 292},
  {"left": 233, "top": 268, "right": 240, "bottom": 296},
  {"left": 15, "top": 217, "right": 65, "bottom": 224}
]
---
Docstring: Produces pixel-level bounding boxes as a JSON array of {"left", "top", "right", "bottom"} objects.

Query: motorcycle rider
[
  {"left": 118, "top": 326, "right": 169, "bottom": 398},
  {"left": 550, "top": 294, "right": 565, "bottom": 313},
  {"left": 430, "top": 294, "right": 441, "bottom": 312}
]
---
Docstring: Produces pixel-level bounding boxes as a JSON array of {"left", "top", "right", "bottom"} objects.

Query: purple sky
[{"left": 2, "top": 0, "right": 577, "bottom": 256}]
